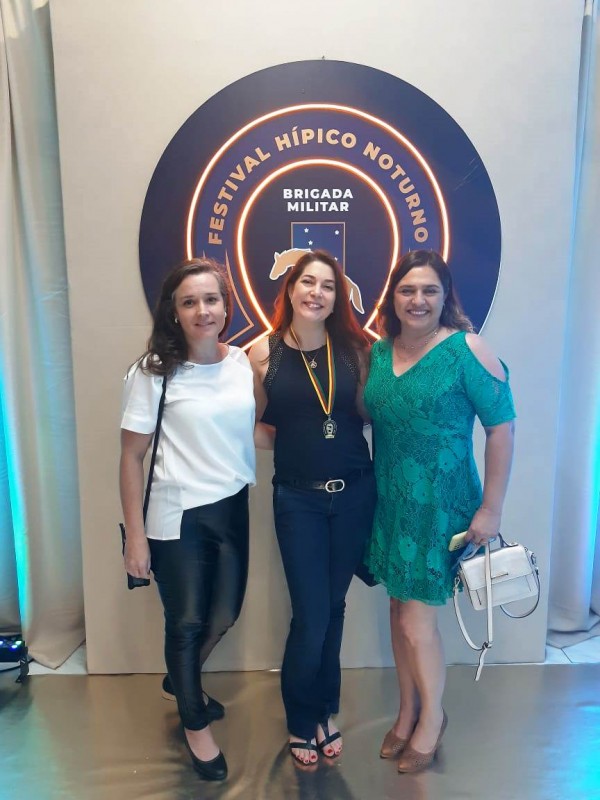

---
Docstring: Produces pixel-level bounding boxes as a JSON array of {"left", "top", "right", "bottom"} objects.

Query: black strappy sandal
[
  {"left": 317, "top": 719, "right": 342, "bottom": 758},
  {"left": 289, "top": 739, "right": 319, "bottom": 766}
]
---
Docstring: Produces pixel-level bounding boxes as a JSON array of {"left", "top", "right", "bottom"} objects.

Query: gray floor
[{"left": 2, "top": 664, "right": 600, "bottom": 800}]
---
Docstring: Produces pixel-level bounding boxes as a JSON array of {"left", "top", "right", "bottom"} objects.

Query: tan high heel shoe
[
  {"left": 379, "top": 730, "right": 409, "bottom": 759},
  {"left": 397, "top": 711, "right": 447, "bottom": 774}
]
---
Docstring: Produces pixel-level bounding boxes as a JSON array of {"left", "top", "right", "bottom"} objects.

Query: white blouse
[{"left": 121, "top": 347, "right": 256, "bottom": 540}]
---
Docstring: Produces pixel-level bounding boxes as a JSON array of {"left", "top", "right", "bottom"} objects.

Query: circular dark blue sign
[{"left": 140, "top": 60, "right": 501, "bottom": 343}]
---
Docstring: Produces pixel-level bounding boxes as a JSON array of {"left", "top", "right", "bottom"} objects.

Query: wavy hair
[
  {"left": 141, "top": 258, "right": 232, "bottom": 376},
  {"left": 270, "top": 249, "right": 370, "bottom": 352},
  {"left": 378, "top": 250, "right": 472, "bottom": 339}
]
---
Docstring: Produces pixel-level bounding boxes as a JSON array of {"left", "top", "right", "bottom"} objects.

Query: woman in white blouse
[{"left": 119, "top": 258, "right": 255, "bottom": 782}]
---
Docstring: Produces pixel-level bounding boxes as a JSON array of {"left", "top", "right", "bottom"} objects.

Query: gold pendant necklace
[{"left": 305, "top": 348, "right": 321, "bottom": 369}]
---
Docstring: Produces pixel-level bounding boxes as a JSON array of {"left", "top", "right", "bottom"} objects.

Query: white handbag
[{"left": 453, "top": 534, "right": 540, "bottom": 681}]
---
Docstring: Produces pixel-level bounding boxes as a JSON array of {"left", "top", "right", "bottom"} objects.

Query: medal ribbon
[{"left": 289, "top": 327, "right": 336, "bottom": 416}]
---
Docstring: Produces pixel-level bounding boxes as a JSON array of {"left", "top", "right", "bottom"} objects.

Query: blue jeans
[{"left": 273, "top": 472, "right": 376, "bottom": 739}]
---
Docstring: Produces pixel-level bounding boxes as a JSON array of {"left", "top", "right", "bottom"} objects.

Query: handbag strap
[
  {"left": 453, "top": 542, "right": 494, "bottom": 681},
  {"left": 142, "top": 374, "right": 168, "bottom": 523},
  {"left": 453, "top": 536, "right": 541, "bottom": 681},
  {"left": 500, "top": 551, "right": 541, "bottom": 619}
]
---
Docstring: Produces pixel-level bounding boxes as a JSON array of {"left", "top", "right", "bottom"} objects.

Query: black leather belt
[{"left": 276, "top": 468, "right": 372, "bottom": 493}]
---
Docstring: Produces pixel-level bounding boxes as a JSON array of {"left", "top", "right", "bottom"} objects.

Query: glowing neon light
[
  {"left": 222, "top": 251, "right": 255, "bottom": 344},
  {"left": 185, "top": 103, "right": 450, "bottom": 260},
  {"left": 242, "top": 331, "right": 271, "bottom": 352},
  {"left": 235, "top": 158, "right": 400, "bottom": 338}
]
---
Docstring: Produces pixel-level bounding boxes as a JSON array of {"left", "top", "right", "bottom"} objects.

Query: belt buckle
[{"left": 325, "top": 479, "right": 345, "bottom": 493}]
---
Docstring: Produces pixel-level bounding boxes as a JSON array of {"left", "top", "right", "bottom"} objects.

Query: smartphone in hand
[{"left": 448, "top": 530, "right": 469, "bottom": 552}]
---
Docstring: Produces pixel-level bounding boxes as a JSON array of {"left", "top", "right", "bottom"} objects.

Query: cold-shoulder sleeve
[{"left": 462, "top": 345, "right": 516, "bottom": 427}]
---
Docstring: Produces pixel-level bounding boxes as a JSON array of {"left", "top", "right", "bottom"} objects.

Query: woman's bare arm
[{"left": 119, "top": 428, "right": 153, "bottom": 577}]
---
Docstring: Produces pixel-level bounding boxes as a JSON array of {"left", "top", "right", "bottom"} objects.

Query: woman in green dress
[{"left": 363, "top": 250, "right": 515, "bottom": 773}]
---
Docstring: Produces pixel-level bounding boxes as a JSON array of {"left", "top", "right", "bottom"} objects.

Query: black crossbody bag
[{"left": 119, "top": 374, "right": 168, "bottom": 589}]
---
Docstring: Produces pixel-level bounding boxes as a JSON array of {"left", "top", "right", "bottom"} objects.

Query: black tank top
[{"left": 263, "top": 334, "right": 371, "bottom": 481}]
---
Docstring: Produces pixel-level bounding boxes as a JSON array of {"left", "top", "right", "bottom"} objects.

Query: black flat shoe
[
  {"left": 162, "top": 675, "right": 225, "bottom": 721},
  {"left": 182, "top": 727, "right": 228, "bottom": 781}
]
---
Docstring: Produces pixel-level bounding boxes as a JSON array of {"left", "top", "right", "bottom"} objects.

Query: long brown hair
[
  {"left": 378, "top": 250, "right": 472, "bottom": 339},
  {"left": 271, "top": 250, "right": 369, "bottom": 352},
  {"left": 141, "top": 258, "right": 232, "bottom": 376}
]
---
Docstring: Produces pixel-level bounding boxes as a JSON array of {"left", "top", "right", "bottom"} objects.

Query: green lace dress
[{"left": 363, "top": 332, "right": 515, "bottom": 605}]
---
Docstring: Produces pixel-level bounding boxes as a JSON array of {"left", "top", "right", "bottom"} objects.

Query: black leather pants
[{"left": 149, "top": 485, "right": 249, "bottom": 729}]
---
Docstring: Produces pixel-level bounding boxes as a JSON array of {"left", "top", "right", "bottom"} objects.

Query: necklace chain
[
  {"left": 306, "top": 345, "right": 323, "bottom": 368},
  {"left": 296, "top": 343, "right": 324, "bottom": 369},
  {"left": 396, "top": 328, "right": 440, "bottom": 351}
]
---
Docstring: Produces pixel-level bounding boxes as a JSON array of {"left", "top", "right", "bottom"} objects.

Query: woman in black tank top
[{"left": 249, "top": 250, "right": 376, "bottom": 766}]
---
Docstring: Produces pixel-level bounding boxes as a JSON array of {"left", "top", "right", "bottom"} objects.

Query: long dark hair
[
  {"left": 378, "top": 250, "right": 472, "bottom": 339},
  {"left": 141, "top": 258, "right": 232, "bottom": 376},
  {"left": 270, "top": 250, "right": 369, "bottom": 352}
]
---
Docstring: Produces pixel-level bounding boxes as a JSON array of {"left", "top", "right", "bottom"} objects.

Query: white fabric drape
[
  {"left": 547, "top": 0, "right": 600, "bottom": 647},
  {"left": 0, "top": 0, "right": 84, "bottom": 666}
]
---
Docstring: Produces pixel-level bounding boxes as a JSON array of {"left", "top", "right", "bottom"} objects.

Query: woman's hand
[
  {"left": 124, "top": 533, "right": 151, "bottom": 578},
  {"left": 254, "top": 421, "right": 276, "bottom": 450},
  {"left": 465, "top": 507, "right": 501, "bottom": 546}
]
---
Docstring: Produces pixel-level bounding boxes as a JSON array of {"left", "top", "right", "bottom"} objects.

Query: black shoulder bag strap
[{"left": 142, "top": 373, "right": 168, "bottom": 522}]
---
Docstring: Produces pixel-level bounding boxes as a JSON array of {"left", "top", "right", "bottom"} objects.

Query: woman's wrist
[
  {"left": 124, "top": 525, "right": 146, "bottom": 541},
  {"left": 479, "top": 505, "right": 501, "bottom": 516}
]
